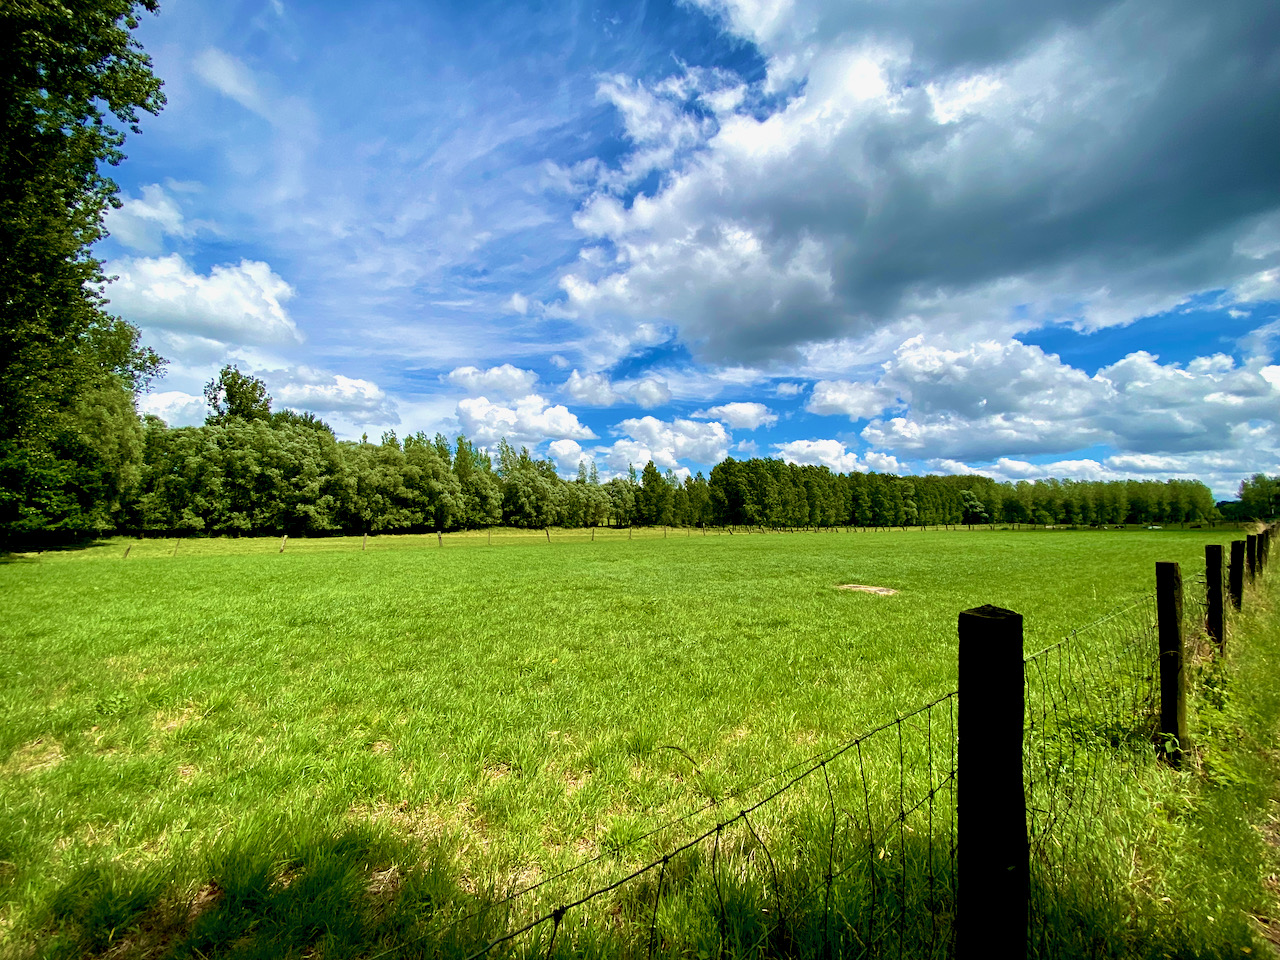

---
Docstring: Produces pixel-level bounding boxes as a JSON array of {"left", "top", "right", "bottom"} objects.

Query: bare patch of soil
[
  {"left": 3, "top": 738, "right": 64, "bottom": 775},
  {"left": 836, "top": 584, "right": 899, "bottom": 595}
]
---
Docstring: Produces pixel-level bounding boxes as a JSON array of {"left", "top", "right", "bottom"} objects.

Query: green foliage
[{"left": 0, "top": 0, "right": 167, "bottom": 536}]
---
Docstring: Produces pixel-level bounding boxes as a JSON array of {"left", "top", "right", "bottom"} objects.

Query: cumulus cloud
[
  {"left": 603, "top": 416, "right": 731, "bottom": 470},
  {"left": 446, "top": 364, "right": 539, "bottom": 399},
  {"left": 560, "top": 0, "right": 1280, "bottom": 362},
  {"left": 774, "top": 439, "right": 867, "bottom": 474},
  {"left": 806, "top": 380, "right": 897, "bottom": 420},
  {"left": 267, "top": 366, "right": 399, "bottom": 423},
  {"left": 457, "top": 394, "right": 596, "bottom": 446},
  {"left": 137, "top": 390, "right": 208, "bottom": 428},
  {"left": 796, "top": 335, "right": 1280, "bottom": 463},
  {"left": 693, "top": 401, "right": 778, "bottom": 429},
  {"left": 104, "top": 254, "right": 300, "bottom": 350},
  {"left": 548, "top": 438, "right": 586, "bottom": 475},
  {"left": 562, "top": 370, "right": 672, "bottom": 408}
]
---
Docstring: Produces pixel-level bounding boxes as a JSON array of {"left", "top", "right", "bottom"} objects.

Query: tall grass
[{"left": 1, "top": 526, "right": 1268, "bottom": 956}]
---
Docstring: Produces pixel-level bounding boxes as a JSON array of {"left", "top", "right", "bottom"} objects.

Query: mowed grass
[{"left": 0, "top": 526, "right": 1241, "bottom": 952}]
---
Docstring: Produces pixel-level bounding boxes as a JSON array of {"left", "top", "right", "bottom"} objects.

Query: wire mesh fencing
[
  {"left": 402, "top": 693, "right": 961, "bottom": 960},
  {"left": 1021, "top": 595, "right": 1163, "bottom": 957}
]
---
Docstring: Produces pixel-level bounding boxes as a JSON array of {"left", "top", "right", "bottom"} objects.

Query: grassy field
[{"left": 0, "top": 526, "right": 1262, "bottom": 956}]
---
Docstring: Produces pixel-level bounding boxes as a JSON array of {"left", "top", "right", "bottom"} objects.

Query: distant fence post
[
  {"left": 362, "top": 532, "right": 367, "bottom": 551},
  {"left": 959, "top": 604, "right": 1027, "bottom": 960},
  {"left": 279, "top": 535, "right": 287, "bottom": 553},
  {"left": 1156, "top": 562, "right": 1188, "bottom": 767},
  {"left": 1205, "top": 544, "right": 1225, "bottom": 653},
  {"left": 1229, "top": 540, "right": 1245, "bottom": 610},
  {"left": 1246, "top": 534, "right": 1257, "bottom": 584}
]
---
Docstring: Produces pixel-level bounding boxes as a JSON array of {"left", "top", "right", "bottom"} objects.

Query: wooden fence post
[
  {"left": 959, "top": 604, "right": 1027, "bottom": 960},
  {"left": 279, "top": 535, "right": 287, "bottom": 553},
  {"left": 1246, "top": 534, "right": 1257, "bottom": 584},
  {"left": 545, "top": 527, "right": 551, "bottom": 544},
  {"left": 1229, "top": 540, "right": 1245, "bottom": 610},
  {"left": 438, "top": 531, "right": 443, "bottom": 548},
  {"left": 362, "top": 532, "right": 367, "bottom": 551},
  {"left": 1156, "top": 562, "right": 1188, "bottom": 767},
  {"left": 123, "top": 545, "right": 131, "bottom": 559},
  {"left": 1205, "top": 544, "right": 1225, "bottom": 653}
]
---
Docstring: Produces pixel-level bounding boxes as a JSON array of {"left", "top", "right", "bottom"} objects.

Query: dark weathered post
[
  {"left": 1229, "top": 540, "right": 1245, "bottom": 610},
  {"left": 959, "top": 604, "right": 1027, "bottom": 960},
  {"left": 1246, "top": 534, "right": 1257, "bottom": 583},
  {"left": 545, "top": 527, "right": 551, "bottom": 544},
  {"left": 123, "top": 544, "right": 132, "bottom": 559},
  {"left": 1156, "top": 562, "right": 1188, "bottom": 767},
  {"left": 1205, "top": 544, "right": 1225, "bottom": 653},
  {"left": 362, "top": 532, "right": 368, "bottom": 551},
  {"left": 591, "top": 527, "right": 596, "bottom": 542},
  {"left": 438, "top": 531, "right": 443, "bottom": 548}
]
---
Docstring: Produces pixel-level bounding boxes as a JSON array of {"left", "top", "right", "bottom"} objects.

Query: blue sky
[{"left": 99, "top": 0, "right": 1280, "bottom": 498}]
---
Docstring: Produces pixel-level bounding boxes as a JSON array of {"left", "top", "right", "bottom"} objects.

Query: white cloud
[
  {"left": 775, "top": 382, "right": 804, "bottom": 397},
  {"left": 826, "top": 335, "right": 1280, "bottom": 463},
  {"left": 138, "top": 391, "right": 208, "bottom": 428},
  {"left": 193, "top": 48, "right": 270, "bottom": 118},
  {"left": 562, "top": 370, "right": 671, "bottom": 408},
  {"left": 605, "top": 416, "right": 731, "bottom": 470},
  {"left": 564, "top": 369, "right": 621, "bottom": 405},
  {"left": 628, "top": 378, "right": 673, "bottom": 408},
  {"left": 548, "top": 438, "right": 586, "bottom": 475},
  {"left": 104, "top": 255, "right": 300, "bottom": 350},
  {"left": 446, "top": 364, "right": 539, "bottom": 399},
  {"left": 774, "top": 439, "right": 867, "bottom": 474},
  {"left": 693, "top": 401, "right": 778, "bottom": 429},
  {"left": 507, "top": 292, "right": 530, "bottom": 315},
  {"left": 457, "top": 394, "right": 596, "bottom": 446},
  {"left": 267, "top": 366, "right": 398, "bottom": 423},
  {"left": 559, "top": 2, "right": 1280, "bottom": 363},
  {"left": 806, "top": 379, "right": 896, "bottom": 419},
  {"left": 106, "top": 184, "right": 192, "bottom": 254}
]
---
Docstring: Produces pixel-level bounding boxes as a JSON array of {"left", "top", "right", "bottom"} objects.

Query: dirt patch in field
[
  {"left": 3, "top": 738, "right": 64, "bottom": 775},
  {"left": 836, "top": 584, "right": 899, "bottom": 595}
]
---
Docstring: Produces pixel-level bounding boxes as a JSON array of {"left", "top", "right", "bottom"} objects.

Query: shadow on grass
[
  {"left": 0, "top": 534, "right": 112, "bottom": 563},
  {"left": 25, "top": 822, "right": 1262, "bottom": 960}
]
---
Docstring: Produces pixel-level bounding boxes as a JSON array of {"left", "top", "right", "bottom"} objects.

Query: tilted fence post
[
  {"left": 959, "top": 604, "right": 1028, "bottom": 960},
  {"left": 1156, "top": 562, "right": 1188, "bottom": 767},
  {"left": 1229, "top": 540, "right": 1245, "bottom": 611},
  {"left": 1205, "top": 544, "right": 1225, "bottom": 653},
  {"left": 1246, "top": 534, "right": 1257, "bottom": 584}
]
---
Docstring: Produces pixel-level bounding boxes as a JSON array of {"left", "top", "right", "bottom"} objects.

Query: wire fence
[
  {"left": 403, "top": 530, "right": 1273, "bottom": 959},
  {"left": 396, "top": 692, "right": 960, "bottom": 960},
  {"left": 1022, "top": 595, "right": 1162, "bottom": 957}
]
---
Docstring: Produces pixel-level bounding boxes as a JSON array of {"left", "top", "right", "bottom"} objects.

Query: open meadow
[{"left": 0, "top": 525, "right": 1265, "bottom": 957}]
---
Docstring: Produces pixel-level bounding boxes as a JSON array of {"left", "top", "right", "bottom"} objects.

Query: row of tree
[
  {"left": 3, "top": 358, "right": 1263, "bottom": 541},
  {"left": 25, "top": 365, "right": 1222, "bottom": 537}
]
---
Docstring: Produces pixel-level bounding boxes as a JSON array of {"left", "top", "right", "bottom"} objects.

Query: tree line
[{"left": 3, "top": 364, "right": 1235, "bottom": 540}]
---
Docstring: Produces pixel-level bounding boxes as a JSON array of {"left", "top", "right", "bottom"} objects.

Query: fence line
[{"left": 394, "top": 523, "right": 1276, "bottom": 959}]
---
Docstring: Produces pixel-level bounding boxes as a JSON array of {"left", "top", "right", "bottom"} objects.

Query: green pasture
[{"left": 0, "top": 526, "right": 1262, "bottom": 956}]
